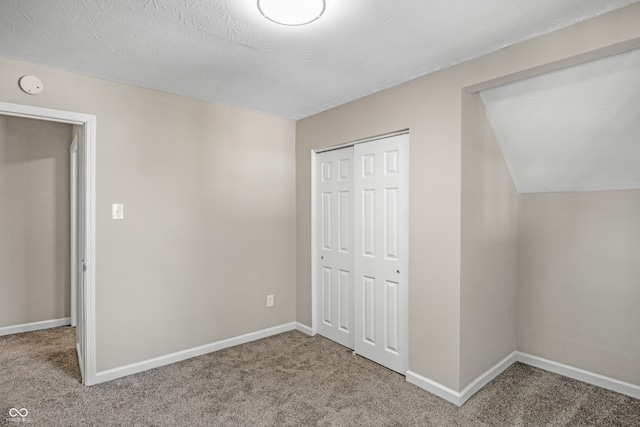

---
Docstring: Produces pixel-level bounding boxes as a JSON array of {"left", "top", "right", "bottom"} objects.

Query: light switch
[{"left": 112, "top": 204, "right": 124, "bottom": 220}]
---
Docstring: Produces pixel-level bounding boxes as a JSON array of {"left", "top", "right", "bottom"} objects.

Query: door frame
[
  {"left": 311, "top": 130, "right": 409, "bottom": 340},
  {"left": 0, "top": 101, "right": 97, "bottom": 386},
  {"left": 70, "top": 135, "right": 78, "bottom": 328}
]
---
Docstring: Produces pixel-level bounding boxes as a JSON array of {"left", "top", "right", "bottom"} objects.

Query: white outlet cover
[
  {"left": 18, "top": 75, "right": 43, "bottom": 95},
  {"left": 112, "top": 203, "right": 124, "bottom": 220}
]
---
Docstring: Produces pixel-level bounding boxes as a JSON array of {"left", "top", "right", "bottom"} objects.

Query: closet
[{"left": 315, "top": 133, "right": 409, "bottom": 374}]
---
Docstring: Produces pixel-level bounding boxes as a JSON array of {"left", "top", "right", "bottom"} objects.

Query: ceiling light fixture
[{"left": 257, "top": 0, "right": 326, "bottom": 26}]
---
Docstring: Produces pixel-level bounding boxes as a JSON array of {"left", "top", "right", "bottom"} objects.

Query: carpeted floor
[{"left": 1, "top": 327, "right": 639, "bottom": 426}]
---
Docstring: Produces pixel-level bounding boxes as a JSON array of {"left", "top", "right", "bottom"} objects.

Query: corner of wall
[{"left": 459, "top": 91, "right": 518, "bottom": 389}]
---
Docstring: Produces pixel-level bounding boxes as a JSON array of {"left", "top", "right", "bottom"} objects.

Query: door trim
[
  {"left": 311, "top": 150, "right": 318, "bottom": 334},
  {"left": 70, "top": 135, "right": 78, "bottom": 328},
  {"left": 314, "top": 129, "right": 409, "bottom": 154},
  {"left": 311, "top": 130, "right": 409, "bottom": 348},
  {"left": 0, "top": 102, "right": 97, "bottom": 386}
]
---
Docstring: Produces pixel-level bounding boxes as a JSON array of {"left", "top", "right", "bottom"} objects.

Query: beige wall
[
  {"left": 518, "top": 190, "right": 640, "bottom": 385},
  {"left": 460, "top": 93, "right": 518, "bottom": 387},
  {"left": 0, "top": 116, "right": 73, "bottom": 327},
  {"left": 296, "top": 4, "right": 640, "bottom": 391},
  {"left": 1, "top": 2, "right": 639, "bottom": 390},
  {"left": 296, "top": 74, "right": 465, "bottom": 389},
  {"left": 0, "top": 56, "right": 296, "bottom": 371}
]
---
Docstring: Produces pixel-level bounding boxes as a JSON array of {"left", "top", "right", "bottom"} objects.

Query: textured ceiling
[
  {"left": 0, "top": 0, "right": 636, "bottom": 119},
  {"left": 480, "top": 48, "right": 640, "bottom": 193}
]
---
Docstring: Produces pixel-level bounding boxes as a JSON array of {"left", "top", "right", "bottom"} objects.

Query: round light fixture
[{"left": 257, "top": 0, "right": 326, "bottom": 26}]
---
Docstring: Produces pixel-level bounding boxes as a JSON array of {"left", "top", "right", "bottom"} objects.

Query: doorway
[
  {"left": 0, "top": 102, "right": 96, "bottom": 385},
  {"left": 313, "top": 132, "right": 409, "bottom": 374}
]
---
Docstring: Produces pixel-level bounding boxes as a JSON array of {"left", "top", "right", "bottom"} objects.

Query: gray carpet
[{"left": 1, "top": 327, "right": 639, "bottom": 426}]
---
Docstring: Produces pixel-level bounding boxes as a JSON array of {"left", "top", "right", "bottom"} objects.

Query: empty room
[{"left": 1, "top": 0, "right": 639, "bottom": 425}]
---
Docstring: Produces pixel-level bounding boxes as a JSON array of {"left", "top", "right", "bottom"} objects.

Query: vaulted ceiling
[
  {"left": 480, "top": 48, "right": 640, "bottom": 193},
  {"left": 1, "top": 0, "right": 638, "bottom": 192}
]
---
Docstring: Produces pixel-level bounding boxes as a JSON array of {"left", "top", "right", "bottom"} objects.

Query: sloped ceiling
[
  {"left": 480, "top": 48, "right": 640, "bottom": 193},
  {"left": 0, "top": 0, "right": 636, "bottom": 120}
]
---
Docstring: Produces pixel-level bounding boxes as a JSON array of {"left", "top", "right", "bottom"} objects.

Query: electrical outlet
[
  {"left": 267, "top": 294, "right": 274, "bottom": 307},
  {"left": 112, "top": 203, "right": 124, "bottom": 220}
]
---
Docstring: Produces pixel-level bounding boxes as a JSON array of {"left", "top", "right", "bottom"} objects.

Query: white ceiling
[
  {"left": 480, "top": 48, "right": 640, "bottom": 193},
  {"left": 0, "top": 0, "right": 636, "bottom": 120},
  {"left": 2, "top": 0, "right": 638, "bottom": 193}
]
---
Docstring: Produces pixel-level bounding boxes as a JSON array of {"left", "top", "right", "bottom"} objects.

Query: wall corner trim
[
  {"left": 407, "top": 351, "right": 517, "bottom": 406},
  {"left": 0, "top": 318, "right": 71, "bottom": 337},
  {"left": 295, "top": 322, "right": 315, "bottom": 336},
  {"left": 516, "top": 352, "right": 640, "bottom": 400},
  {"left": 406, "top": 371, "right": 464, "bottom": 406},
  {"left": 94, "top": 322, "right": 297, "bottom": 385},
  {"left": 458, "top": 351, "right": 518, "bottom": 405}
]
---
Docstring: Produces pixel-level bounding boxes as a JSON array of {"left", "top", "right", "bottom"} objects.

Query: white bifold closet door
[
  {"left": 316, "top": 146, "right": 355, "bottom": 349},
  {"left": 316, "top": 133, "right": 408, "bottom": 375},
  {"left": 353, "top": 135, "right": 408, "bottom": 374}
]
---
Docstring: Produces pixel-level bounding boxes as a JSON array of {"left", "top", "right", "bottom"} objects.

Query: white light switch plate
[{"left": 112, "top": 204, "right": 124, "bottom": 220}]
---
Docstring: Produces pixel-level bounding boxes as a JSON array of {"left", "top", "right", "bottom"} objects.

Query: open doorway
[
  {"left": 0, "top": 102, "right": 96, "bottom": 385},
  {"left": 0, "top": 116, "right": 74, "bottom": 333}
]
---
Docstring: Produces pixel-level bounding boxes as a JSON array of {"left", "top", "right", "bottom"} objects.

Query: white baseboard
[
  {"left": 516, "top": 352, "right": 640, "bottom": 400},
  {"left": 295, "top": 322, "right": 315, "bottom": 336},
  {"left": 408, "top": 351, "right": 640, "bottom": 406},
  {"left": 407, "top": 351, "right": 517, "bottom": 406},
  {"left": 93, "top": 322, "right": 297, "bottom": 384},
  {"left": 459, "top": 351, "right": 518, "bottom": 405},
  {"left": 406, "top": 371, "right": 465, "bottom": 406},
  {"left": 0, "top": 318, "right": 71, "bottom": 337}
]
